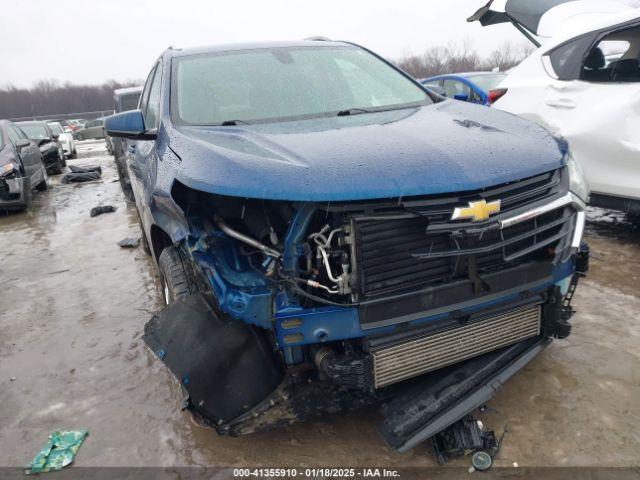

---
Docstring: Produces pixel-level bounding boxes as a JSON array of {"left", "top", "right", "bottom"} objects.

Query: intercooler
[{"left": 371, "top": 305, "right": 541, "bottom": 388}]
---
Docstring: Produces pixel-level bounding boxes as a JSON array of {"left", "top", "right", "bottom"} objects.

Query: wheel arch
[{"left": 150, "top": 224, "right": 174, "bottom": 264}]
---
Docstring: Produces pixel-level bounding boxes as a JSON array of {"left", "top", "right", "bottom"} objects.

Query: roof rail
[{"left": 304, "top": 36, "right": 332, "bottom": 41}]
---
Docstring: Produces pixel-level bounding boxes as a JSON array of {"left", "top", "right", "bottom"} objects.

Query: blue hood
[{"left": 167, "top": 101, "right": 565, "bottom": 202}]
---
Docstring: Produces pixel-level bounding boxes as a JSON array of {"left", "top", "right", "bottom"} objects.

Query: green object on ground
[{"left": 27, "top": 430, "right": 88, "bottom": 474}]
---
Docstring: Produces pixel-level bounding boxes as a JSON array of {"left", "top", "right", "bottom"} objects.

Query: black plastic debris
[
  {"left": 117, "top": 237, "right": 140, "bottom": 248},
  {"left": 378, "top": 337, "right": 547, "bottom": 452},
  {"left": 143, "top": 292, "right": 285, "bottom": 428},
  {"left": 90, "top": 205, "right": 116, "bottom": 217},
  {"left": 69, "top": 165, "right": 102, "bottom": 175},
  {"left": 61, "top": 171, "right": 101, "bottom": 184},
  {"left": 431, "top": 414, "right": 497, "bottom": 465}
]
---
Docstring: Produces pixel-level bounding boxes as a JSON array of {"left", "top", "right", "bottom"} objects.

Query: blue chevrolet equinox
[{"left": 106, "top": 39, "right": 590, "bottom": 450}]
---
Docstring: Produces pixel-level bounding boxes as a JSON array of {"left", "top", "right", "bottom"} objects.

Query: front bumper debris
[
  {"left": 0, "top": 176, "right": 30, "bottom": 210},
  {"left": 145, "top": 273, "right": 583, "bottom": 450},
  {"left": 379, "top": 337, "right": 548, "bottom": 452}
]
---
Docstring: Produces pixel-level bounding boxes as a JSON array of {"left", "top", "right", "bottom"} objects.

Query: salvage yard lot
[{"left": 0, "top": 141, "right": 639, "bottom": 468}]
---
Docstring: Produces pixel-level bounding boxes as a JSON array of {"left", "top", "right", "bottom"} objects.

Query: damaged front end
[
  {"left": 0, "top": 162, "right": 31, "bottom": 210},
  {"left": 143, "top": 167, "right": 589, "bottom": 449}
]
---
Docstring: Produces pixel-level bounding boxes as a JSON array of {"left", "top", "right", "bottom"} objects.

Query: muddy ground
[{"left": 0, "top": 141, "right": 638, "bottom": 469}]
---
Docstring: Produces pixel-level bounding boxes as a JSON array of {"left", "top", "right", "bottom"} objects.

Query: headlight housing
[
  {"left": 567, "top": 155, "right": 590, "bottom": 203},
  {"left": 1, "top": 163, "right": 16, "bottom": 178}
]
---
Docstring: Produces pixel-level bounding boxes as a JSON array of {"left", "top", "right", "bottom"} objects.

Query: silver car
[{"left": 74, "top": 118, "right": 105, "bottom": 141}]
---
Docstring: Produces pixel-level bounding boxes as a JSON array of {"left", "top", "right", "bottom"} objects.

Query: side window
[
  {"left": 548, "top": 34, "right": 598, "bottom": 80},
  {"left": 7, "top": 126, "right": 20, "bottom": 145},
  {"left": 581, "top": 24, "right": 640, "bottom": 83},
  {"left": 11, "top": 125, "right": 28, "bottom": 140},
  {"left": 139, "top": 63, "right": 159, "bottom": 124},
  {"left": 443, "top": 79, "right": 471, "bottom": 100},
  {"left": 142, "top": 63, "right": 162, "bottom": 129}
]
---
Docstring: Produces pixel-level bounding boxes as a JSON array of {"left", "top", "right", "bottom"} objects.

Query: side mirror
[
  {"left": 52, "top": 133, "right": 60, "bottom": 140},
  {"left": 15, "top": 139, "right": 30, "bottom": 150},
  {"left": 453, "top": 93, "right": 470, "bottom": 102},
  {"left": 105, "top": 109, "right": 156, "bottom": 140}
]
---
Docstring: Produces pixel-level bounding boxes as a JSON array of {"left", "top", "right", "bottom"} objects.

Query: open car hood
[{"left": 469, "top": 0, "right": 632, "bottom": 42}]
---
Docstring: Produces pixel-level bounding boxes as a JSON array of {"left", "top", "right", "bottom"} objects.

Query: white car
[
  {"left": 47, "top": 122, "right": 77, "bottom": 159},
  {"left": 469, "top": 0, "right": 640, "bottom": 221}
]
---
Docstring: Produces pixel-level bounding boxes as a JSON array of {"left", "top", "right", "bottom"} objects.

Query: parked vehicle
[
  {"left": 106, "top": 40, "right": 589, "bottom": 450},
  {"left": 421, "top": 72, "right": 507, "bottom": 105},
  {"left": 61, "top": 119, "right": 86, "bottom": 132},
  {"left": 469, "top": 0, "right": 640, "bottom": 220},
  {"left": 16, "top": 121, "right": 65, "bottom": 174},
  {"left": 0, "top": 120, "right": 48, "bottom": 210},
  {"left": 74, "top": 118, "right": 105, "bottom": 141},
  {"left": 110, "top": 86, "right": 143, "bottom": 199},
  {"left": 47, "top": 121, "right": 77, "bottom": 159}
]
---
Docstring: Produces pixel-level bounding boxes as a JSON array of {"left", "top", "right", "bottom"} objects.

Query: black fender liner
[{"left": 143, "top": 292, "right": 285, "bottom": 426}]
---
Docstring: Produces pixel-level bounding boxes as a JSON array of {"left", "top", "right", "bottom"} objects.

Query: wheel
[
  {"left": 22, "top": 180, "right": 34, "bottom": 210},
  {"left": 117, "top": 162, "right": 134, "bottom": 201},
  {"left": 35, "top": 168, "right": 49, "bottom": 191},
  {"left": 158, "top": 246, "right": 199, "bottom": 305},
  {"left": 48, "top": 163, "right": 63, "bottom": 175}
]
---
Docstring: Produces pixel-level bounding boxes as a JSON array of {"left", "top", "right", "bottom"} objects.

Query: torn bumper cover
[
  {"left": 379, "top": 336, "right": 548, "bottom": 452},
  {"left": 0, "top": 176, "right": 30, "bottom": 210},
  {"left": 144, "top": 293, "right": 285, "bottom": 426}
]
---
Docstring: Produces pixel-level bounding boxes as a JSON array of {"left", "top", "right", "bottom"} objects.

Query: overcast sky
[
  {"left": 1, "top": 0, "right": 532, "bottom": 87},
  {"left": 4, "top": 0, "right": 640, "bottom": 88}
]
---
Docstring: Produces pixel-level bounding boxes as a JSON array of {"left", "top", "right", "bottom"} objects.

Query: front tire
[
  {"left": 35, "top": 170, "right": 49, "bottom": 191},
  {"left": 158, "top": 246, "right": 199, "bottom": 305}
]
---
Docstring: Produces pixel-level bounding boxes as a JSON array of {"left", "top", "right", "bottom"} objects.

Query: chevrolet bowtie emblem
[{"left": 451, "top": 199, "right": 501, "bottom": 222}]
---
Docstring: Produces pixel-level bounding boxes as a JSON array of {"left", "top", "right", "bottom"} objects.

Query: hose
[{"left": 214, "top": 215, "right": 281, "bottom": 258}]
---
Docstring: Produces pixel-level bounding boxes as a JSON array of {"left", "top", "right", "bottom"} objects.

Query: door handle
[{"left": 546, "top": 98, "right": 577, "bottom": 109}]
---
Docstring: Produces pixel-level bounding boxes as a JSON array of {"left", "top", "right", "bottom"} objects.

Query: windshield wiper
[
  {"left": 336, "top": 108, "right": 373, "bottom": 117},
  {"left": 219, "top": 119, "right": 251, "bottom": 126}
]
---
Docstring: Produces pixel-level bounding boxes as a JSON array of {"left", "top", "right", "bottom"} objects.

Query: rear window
[
  {"left": 48, "top": 123, "right": 64, "bottom": 135},
  {"left": 118, "top": 92, "right": 141, "bottom": 112},
  {"left": 466, "top": 74, "right": 507, "bottom": 92}
]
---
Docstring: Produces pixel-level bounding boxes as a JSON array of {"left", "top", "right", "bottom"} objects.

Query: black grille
[
  {"left": 401, "top": 169, "right": 564, "bottom": 227},
  {"left": 351, "top": 170, "right": 573, "bottom": 299}
]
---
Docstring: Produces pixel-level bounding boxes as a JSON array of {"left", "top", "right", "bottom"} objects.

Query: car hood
[{"left": 168, "top": 101, "right": 566, "bottom": 202}]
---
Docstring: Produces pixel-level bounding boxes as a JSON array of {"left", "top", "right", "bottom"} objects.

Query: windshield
[
  {"left": 467, "top": 74, "right": 507, "bottom": 93},
  {"left": 118, "top": 92, "right": 141, "bottom": 112},
  {"left": 18, "top": 123, "right": 49, "bottom": 140},
  {"left": 172, "top": 45, "right": 430, "bottom": 125}
]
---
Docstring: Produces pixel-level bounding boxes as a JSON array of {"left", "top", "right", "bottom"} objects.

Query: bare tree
[
  {"left": 397, "top": 39, "right": 533, "bottom": 78},
  {"left": 0, "top": 79, "right": 142, "bottom": 119}
]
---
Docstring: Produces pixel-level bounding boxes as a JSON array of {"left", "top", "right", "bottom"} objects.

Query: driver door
[{"left": 129, "top": 61, "right": 162, "bottom": 230}]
